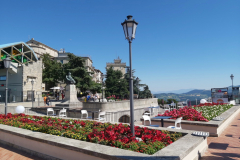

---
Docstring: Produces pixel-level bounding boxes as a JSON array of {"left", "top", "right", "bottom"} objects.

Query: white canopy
[{"left": 50, "top": 87, "right": 65, "bottom": 90}]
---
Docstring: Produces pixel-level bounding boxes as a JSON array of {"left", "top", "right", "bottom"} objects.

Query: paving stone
[
  {"left": 201, "top": 111, "right": 240, "bottom": 160},
  {"left": 0, "top": 143, "right": 44, "bottom": 160}
]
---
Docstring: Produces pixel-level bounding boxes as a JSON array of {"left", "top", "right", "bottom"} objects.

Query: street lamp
[
  {"left": 121, "top": 15, "right": 138, "bottom": 136},
  {"left": 31, "top": 80, "right": 34, "bottom": 108},
  {"left": 3, "top": 56, "right": 11, "bottom": 115},
  {"left": 101, "top": 74, "right": 105, "bottom": 102},
  {"left": 136, "top": 77, "right": 139, "bottom": 99},
  {"left": 230, "top": 74, "right": 234, "bottom": 100}
]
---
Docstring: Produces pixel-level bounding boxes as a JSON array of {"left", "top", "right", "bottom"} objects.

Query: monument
[{"left": 56, "top": 72, "right": 82, "bottom": 108}]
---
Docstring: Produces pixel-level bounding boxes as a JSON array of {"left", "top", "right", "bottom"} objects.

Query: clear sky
[{"left": 1, "top": 0, "right": 239, "bottom": 93}]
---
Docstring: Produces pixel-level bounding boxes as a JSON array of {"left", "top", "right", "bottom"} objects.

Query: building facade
[
  {"left": 26, "top": 38, "right": 58, "bottom": 58},
  {"left": 0, "top": 42, "right": 42, "bottom": 102},
  {"left": 106, "top": 57, "right": 126, "bottom": 76}
]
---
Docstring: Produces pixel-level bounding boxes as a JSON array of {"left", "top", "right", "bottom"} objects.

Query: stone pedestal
[{"left": 55, "top": 84, "right": 82, "bottom": 109}]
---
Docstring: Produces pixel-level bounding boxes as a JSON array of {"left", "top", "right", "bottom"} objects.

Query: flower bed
[
  {"left": 158, "top": 107, "right": 209, "bottom": 121},
  {"left": 193, "top": 104, "right": 233, "bottom": 121},
  {"left": 0, "top": 113, "right": 182, "bottom": 155},
  {"left": 158, "top": 104, "right": 233, "bottom": 122}
]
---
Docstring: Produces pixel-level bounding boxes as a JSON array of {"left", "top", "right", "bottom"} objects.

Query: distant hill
[
  {"left": 185, "top": 89, "right": 211, "bottom": 95},
  {"left": 152, "top": 89, "right": 193, "bottom": 94},
  {"left": 154, "top": 89, "right": 210, "bottom": 101},
  {"left": 154, "top": 86, "right": 240, "bottom": 101}
]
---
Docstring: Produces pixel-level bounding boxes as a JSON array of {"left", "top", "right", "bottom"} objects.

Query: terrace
[{"left": 0, "top": 102, "right": 239, "bottom": 159}]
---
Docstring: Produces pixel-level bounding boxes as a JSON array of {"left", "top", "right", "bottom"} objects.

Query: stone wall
[
  {"left": 82, "top": 98, "right": 158, "bottom": 112},
  {"left": 82, "top": 98, "right": 158, "bottom": 122},
  {"left": 22, "top": 60, "right": 43, "bottom": 101},
  {"left": 104, "top": 107, "right": 160, "bottom": 122}
]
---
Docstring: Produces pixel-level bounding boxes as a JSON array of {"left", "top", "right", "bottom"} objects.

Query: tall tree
[
  {"left": 63, "top": 53, "right": 101, "bottom": 93},
  {"left": 142, "top": 85, "right": 152, "bottom": 98},
  {"left": 42, "top": 54, "right": 62, "bottom": 88},
  {"left": 105, "top": 67, "right": 129, "bottom": 98},
  {"left": 124, "top": 69, "right": 146, "bottom": 96}
]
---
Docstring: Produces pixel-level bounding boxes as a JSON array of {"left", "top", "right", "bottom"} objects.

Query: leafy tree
[
  {"left": 141, "top": 85, "right": 152, "bottom": 98},
  {"left": 124, "top": 69, "right": 146, "bottom": 97},
  {"left": 158, "top": 99, "right": 166, "bottom": 105},
  {"left": 63, "top": 53, "right": 101, "bottom": 93},
  {"left": 166, "top": 99, "right": 178, "bottom": 104},
  {"left": 42, "top": 54, "right": 62, "bottom": 88},
  {"left": 89, "top": 80, "right": 102, "bottom": 93},
  {"left": 105, "top": 67, "right": 129, "bottom": 98}
]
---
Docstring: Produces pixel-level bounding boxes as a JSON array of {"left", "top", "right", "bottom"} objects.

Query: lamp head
[
  {"left": 31, "top": 79, "right": 34, "bottom": 85},
  {"left": 121, "top": 15, "right": 138, "bottom": 41},
  {"left": 3, "top": 55, "right": 11, "bottom": 69}
]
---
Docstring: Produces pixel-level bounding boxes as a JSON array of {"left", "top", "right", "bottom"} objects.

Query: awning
[{"left": 0, "top": 42, "right": 38, "bottom": 64}]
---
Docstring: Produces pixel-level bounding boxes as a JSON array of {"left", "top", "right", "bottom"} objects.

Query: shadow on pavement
[{"left": 208, "top": 142, "right": 229, "bottom": 150}]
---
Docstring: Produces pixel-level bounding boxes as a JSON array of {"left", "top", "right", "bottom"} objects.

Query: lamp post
[
  {"left": 31, "top": 80, "right": 34, "bottom": 108},
  {"left": 4, "top": 56, "right": 11, "bottom": 115},
  {"left": 136, "top": 77, "right": 139, "bottom": 99},
  {"left": 230, "top": 74, "right": 234, "bottom": 100},
  {"left": 125, "top": 66, "right": 130, "bottom": 95},
  {"left": 121, "top": 15, "right": 138, "bottom": 136},
  {"left": 101, "top": 74, "right": 105, "bottom": 102}
]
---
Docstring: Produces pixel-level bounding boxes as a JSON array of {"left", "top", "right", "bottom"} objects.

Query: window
[
  {"left": 0, "top": 76, "right": 6, "bottom": 81},
  {"left": 120, "top": 67, "right": 121, "bottom": 69},
  {"left": 60, "top": 60, "right": 63, "bottom": 64}
]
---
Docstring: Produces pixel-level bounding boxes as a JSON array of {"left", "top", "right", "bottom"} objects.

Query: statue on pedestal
[
  {"left": 66, "top": 72, "right": 76, "bottom": 84},
  {"left": 56, "top": 72, "right": 81, "bottom": 108}
]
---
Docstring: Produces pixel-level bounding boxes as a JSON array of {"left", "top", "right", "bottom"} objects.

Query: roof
[
  {"left": 26, "top": 38, "right": 58, "bottom": 52},
  {"left": 0, "top": 41, "right": 38, "bottom": 63}
]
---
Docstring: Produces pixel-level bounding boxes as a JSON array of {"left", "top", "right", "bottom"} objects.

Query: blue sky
[{"left": 1, "top": 0, "right": 240, "bottom": 93}]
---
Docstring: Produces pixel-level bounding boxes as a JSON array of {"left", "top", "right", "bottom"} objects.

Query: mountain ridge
[{"left": 153, "top": 86, "right": 240, "bottom": 101}]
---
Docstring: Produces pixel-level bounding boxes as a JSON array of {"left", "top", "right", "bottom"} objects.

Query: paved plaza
[
  {"left": 0, "top": 112, "right": 239, "bottom": 160},
  {"left": 201, "top": 112, "right": 240, "bottom": 160},
  {"left": 0, "top": 143, "right": 44, "bottom": 160}
]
